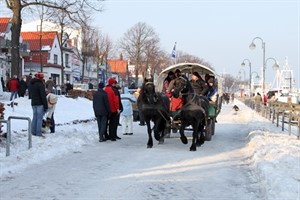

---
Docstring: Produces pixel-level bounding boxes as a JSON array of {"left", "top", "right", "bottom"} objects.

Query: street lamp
[
  {"left": 266, "top": 57, "right": 280, "bottom": 90},
  {"left": 251, "top": 71, "right": 260, "bottom": 78},
  {"left": 249, "top": 37, "right": 266, "bottom": 92},
  {"left": 266, "top": 57, "right": 279, "bottom": 70},
  {"left": 251, "top": 71, "right": 260, "bottom": 95},
  {"left": 241, "top": 58, "right": 252, "bottom": 94}
]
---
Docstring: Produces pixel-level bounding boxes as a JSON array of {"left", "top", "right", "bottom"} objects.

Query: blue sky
[
  {"left": 93, "top": 0, "right": 299, "bottom": 89},
  {"left": 1, "top": 0, "right": 299, "bottom": 89}
]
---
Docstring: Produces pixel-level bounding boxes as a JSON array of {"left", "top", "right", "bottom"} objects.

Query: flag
[{"left": 171, "top": 42, "right": 176, "bottom": 58}]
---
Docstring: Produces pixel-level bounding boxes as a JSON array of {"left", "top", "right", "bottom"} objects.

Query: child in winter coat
[{"left": 120, "top": 87, "right": 136, "bottom": 135}]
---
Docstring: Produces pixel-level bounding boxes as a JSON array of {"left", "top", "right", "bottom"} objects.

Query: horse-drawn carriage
[
  {"left": 156, "top": 63, "right": 222, "bottom": 139},
  {"left": 140, "top": 62, "right": 222, "bottom": 151}
]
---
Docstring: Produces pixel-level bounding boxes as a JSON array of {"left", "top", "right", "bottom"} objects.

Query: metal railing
[
  {"left": 0, "top": 116, "right": 32, "bottom": 156},
  {"left": 243, "top": 98, "right": 300, "bottom": 139}
]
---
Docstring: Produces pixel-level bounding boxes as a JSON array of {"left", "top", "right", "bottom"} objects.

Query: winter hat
[
  {"left": 108, "top": 78, "right": 115, "bottom": 85},
  {"left": 207, "top": 77, "right": 215, "bottom": 84},
  {"left": 35, "top": 72, "right": 44, "bottom": 80},
  {"left": 48, "top": 94, "right": 58, "bottom": 104},
  {"left": 98, "top": 82, "right": 105, "bottom": 89},
  {"left": 192, "top": 72, "right": 200, "bottom": 78}
]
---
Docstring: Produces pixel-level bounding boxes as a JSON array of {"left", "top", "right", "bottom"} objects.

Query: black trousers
[
  {"left": 108, "top": 112, "right": 119, "bottom": 139},
  {"left": 96, "top": 115, "right": 108, "bottom": 140}
]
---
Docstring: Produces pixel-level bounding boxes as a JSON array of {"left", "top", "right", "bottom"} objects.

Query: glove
[{"left": 117, "top": 109, "right": 121, "bottom": 114}]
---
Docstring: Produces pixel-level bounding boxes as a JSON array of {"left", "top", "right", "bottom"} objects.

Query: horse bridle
[{"left": 143, "top": 81, "right": 158, "bottom": 104}]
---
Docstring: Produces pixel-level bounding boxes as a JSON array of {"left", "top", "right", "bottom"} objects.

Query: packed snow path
[{"left": 1, "top": 102, "right": 266, "bottom": 200}]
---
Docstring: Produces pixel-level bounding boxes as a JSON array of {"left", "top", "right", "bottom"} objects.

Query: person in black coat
[
  {"left": 18, "top": 76, "right": 27, "bottom": 97},
  {"left": 93, "top": 82, "right": 111, "bottom": 142},
  {"left": 113, "top": 81, "right": 123, "bottom": 139},
  {"left": 31, "top": 73, "right": 48, "bottom": 137}
]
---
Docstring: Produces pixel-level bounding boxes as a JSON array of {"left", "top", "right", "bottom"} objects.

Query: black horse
[
  {"left": 139, "top": 78, "right": 170, "bottom": 148},
  {"left": 171, "top": 75, "right": 209, "bottom": 151}
]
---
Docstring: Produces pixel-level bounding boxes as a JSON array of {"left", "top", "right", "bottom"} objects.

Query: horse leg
[
  {"left": 196, "top": 123, "right": 205, "bottom": 147},
  {"left": 156, "top": 119, "right": 166, "bottom": 144},
  {"left": 158, "top": 131, "right": 164, "bottom": 144},
  {"left": 146, "top": 120, "right": 153, "bottom": 148},
  {"left": 190, "top": 121, "right": 199, "bottom": 151},
  {"left": 179, "top": 121, "right": 188, "bottom": 144},
  {"left": 154, "top": 120, "right": 161, "bottom": 141}
]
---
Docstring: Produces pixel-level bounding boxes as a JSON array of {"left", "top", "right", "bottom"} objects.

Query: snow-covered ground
[{"left": 0, "top": 92, "right": 299, "bottom": 200}]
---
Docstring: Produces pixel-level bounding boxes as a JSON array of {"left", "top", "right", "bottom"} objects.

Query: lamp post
[
  {"left": 265, "top": 57, "right": 279, "bottom": 71},
  {"left": 241, "top": 58, "right": 252, "bottom": 95},
  {"left": 251, "top": 71, "right": 260, "bottom": 95},
  {"left": 266, "top": 57, "right": 280, "bottom": 91},
  {"left": 249, "top": 37, "right": 266, "bottom": 92}
]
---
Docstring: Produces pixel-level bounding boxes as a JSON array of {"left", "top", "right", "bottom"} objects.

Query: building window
[
  {"left": 54, "top": 54, "right": 58, "bottom": 64},
  {"left": 65, "top": 54, "right": 69, "bottom": 67}
]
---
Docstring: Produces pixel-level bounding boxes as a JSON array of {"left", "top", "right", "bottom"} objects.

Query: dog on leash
[{"left": 42, "top": 118, "right": 52, "bottom": 134}]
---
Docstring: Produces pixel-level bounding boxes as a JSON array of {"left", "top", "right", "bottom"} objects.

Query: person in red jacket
[
  {"left": 104, "top": 78, "right": 121, "bottom": 141},
  {"left": 8, "top": 75, "right": 19, "bottom": 101}
]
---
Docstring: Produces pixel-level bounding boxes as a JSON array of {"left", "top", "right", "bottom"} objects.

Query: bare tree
[
  {"left": 93, "top": 31, "right": 113, "bottom": 82},
  {"left": 5, "top": 0, "right": 104, "bottom": 78},
  {"left": 119, "top": 22, "right": 159, "bottom": 85},
  {"left": 144, "top": 37, "right": 161, "bottom": 76},
  {"left": 80, "top": 24, "right": 97, "bottom": 83}
]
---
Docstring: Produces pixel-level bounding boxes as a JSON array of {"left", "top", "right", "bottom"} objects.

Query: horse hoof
[
  {"left": 180, "top": 136, "right": 188, "bottom": 144},
  {"left": 190, "top": 145, "right": 197, "bottom": 151},
  {"left": 158, "top": 139, "right": 164, "bottom": 144},
  {"left": 190, "top": 146, "right": 197, "bottom": 151},
  {"left": 147, "top": 145, "right": 153, "bottom": 148},
  {"left": 196, "top": 140, "right": 204, "bottom": 147}
]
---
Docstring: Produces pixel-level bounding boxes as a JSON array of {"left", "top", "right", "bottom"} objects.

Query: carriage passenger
[
  {"left": 168, "top": 69, "right": 183, "bottom": 116},
  {"left": 206, "top": 76, "right": 218, "bottom": 104},
  {"left": 190, "top": 72, "right": 209, "bottom": 96},
  {"left": 163, "top": 71, "right": 175, "bottom": 96}
]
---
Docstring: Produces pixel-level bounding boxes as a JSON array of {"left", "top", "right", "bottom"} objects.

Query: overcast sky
[{"left": 1, "top": 0, "right": 299, "bottom": 88}]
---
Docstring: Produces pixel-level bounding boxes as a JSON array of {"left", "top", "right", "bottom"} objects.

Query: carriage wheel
[
  {"left": 209, "top": 118, "right": 216, "bottom": 136},
  {"left": 205, "top": 118, "right": 215, "bottom": 141}
]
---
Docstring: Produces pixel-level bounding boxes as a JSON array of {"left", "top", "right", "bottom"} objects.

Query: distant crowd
[{"left": 2, "top": 73, "right": 73, "bottom": 101}]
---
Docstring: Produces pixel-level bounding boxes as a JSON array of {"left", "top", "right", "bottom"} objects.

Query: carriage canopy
[{"left": 156, "top": 62, "right": 217, "bottom": 92}]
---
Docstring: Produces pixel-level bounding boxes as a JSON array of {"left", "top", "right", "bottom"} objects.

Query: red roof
[
  {"left": 21, "top": 31, "right": 58, "bottom": 51},
  {"left": 108, "top": 60, "right": 128, "bottom": 73},
  {"left": 0, "top": 17, "right": 10, "bottom": 37},
  {"left": 108, "top": 59, "right": 128, "bottom": 80}
]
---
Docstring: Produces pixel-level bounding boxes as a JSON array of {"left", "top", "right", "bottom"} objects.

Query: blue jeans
[
  {"left": 10, "top": 91, "right": 18, "bottom": 101},
  {"left": 31, "top": 105, "right": 45, "bottom": 136}
]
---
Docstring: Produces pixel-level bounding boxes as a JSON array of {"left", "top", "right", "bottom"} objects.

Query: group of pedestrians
[
  {"left": 5, "top": 75, "right": 31, "bottom": 101},
  {"left": 93, "top": 77, "right": 136, "bottom": 143}
]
